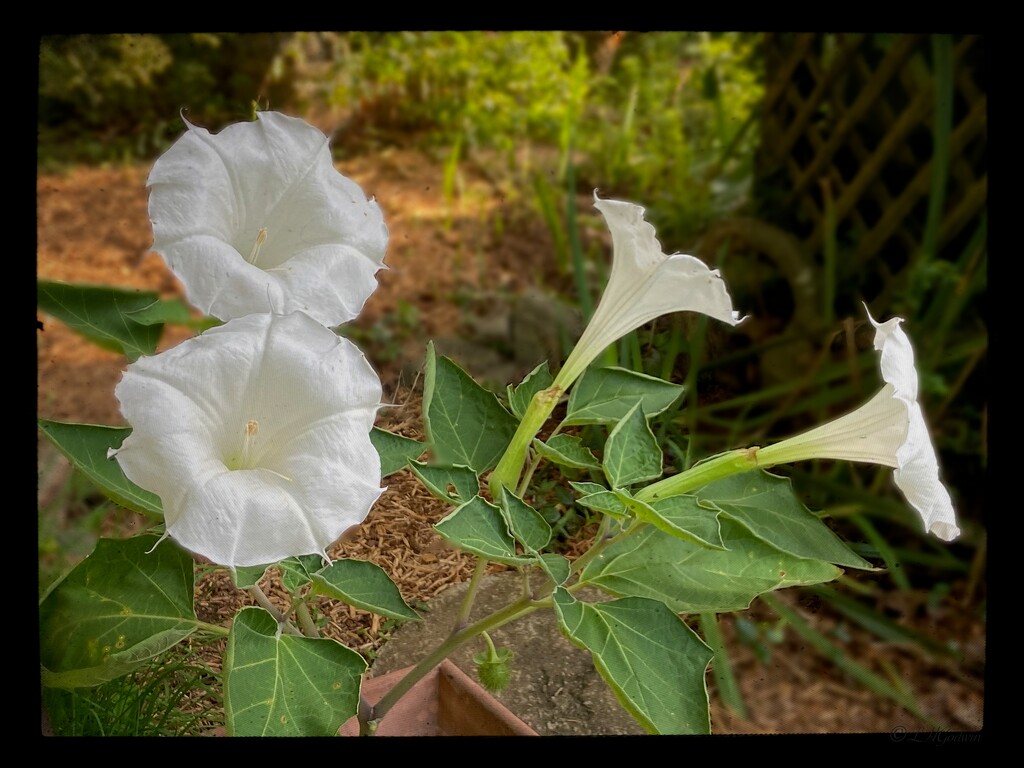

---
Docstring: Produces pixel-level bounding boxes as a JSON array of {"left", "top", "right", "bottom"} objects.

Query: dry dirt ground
[{"left": 37, "top": 152, "right": 984, "bottom": 735}]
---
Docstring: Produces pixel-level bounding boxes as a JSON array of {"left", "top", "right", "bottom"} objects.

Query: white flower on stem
[
  {"left": 756, "top": 305, "right": 960, "bottom": 541},
  {"left": 554, "top": 194, "right": 743, "bottom": 389},
  {"left": 109, "top": 312, "right": 383, "bottom": 567},
  {"left": 148, "top": 111, "right": 388, "bottom": 326},
  {"left": 492, "top": 194, "right": 742, "bottom": 494}
]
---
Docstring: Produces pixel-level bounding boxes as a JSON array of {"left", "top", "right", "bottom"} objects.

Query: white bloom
[
  {"left": 109, "top": 312, "right": 383, "bottom": 567},
  {"left": 554, "top": 194, "right": 743, "bottom": 389},
  {"left": 756, "top": 305, "right": 960, "bottom": 541},
  {"left": 147, "top": 111, "right": 388, "bottom": 326}
]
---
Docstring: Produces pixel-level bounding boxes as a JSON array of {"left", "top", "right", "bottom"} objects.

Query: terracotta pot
[{"left": 339, "top": 659, "right": 538, "bottom": 736}]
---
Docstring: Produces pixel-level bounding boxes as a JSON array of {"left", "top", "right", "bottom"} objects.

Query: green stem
[
  {"left": 367, "top": 593, "right": 544, "bottom": 727},
  {"left": 481, "top": 631, "right": 498, "bottom": 659},
  {"left": 517, "top": 422, "right": 563, "bottom": 497},
  {"left": 294, "top": 599, "right": 320, "bottom": 638},
  {"left": 455, "top": 557, "right": 490, "bottom": 629},
  {"left": 249, "top": 586, "right": 303, "bottom": 637},
  {"left": 568, "top": 516, "right": 643, "bottom": 578},
  {"left": 195, "top": 621, "right": 230, "bottom": 637},
  {"left": 489, "top": 385, "right": 563, "bottom": 496},
  {"left": 636, "top": 448, "right": 760, "bottom": 503}
]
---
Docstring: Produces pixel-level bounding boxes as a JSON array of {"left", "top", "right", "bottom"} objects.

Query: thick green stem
[
  {"left": 635, "top": 447, "right": 760, "bottom": 503},
  {"left": 489, "top": 385, "right": 563, "bottom": 496},
  {"left": 294, "top": 599, "right": 320, "bottom": 638}
]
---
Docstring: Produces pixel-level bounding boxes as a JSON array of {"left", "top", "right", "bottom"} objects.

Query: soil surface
[{"left": 37, "top": 151, "right": 984, "bottom": 735}]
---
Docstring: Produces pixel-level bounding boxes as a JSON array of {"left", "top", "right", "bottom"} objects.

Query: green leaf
[
  {"left": 38, "top": 420, "right": 162, "bottom": 519},
  {"left": 507, "top": 361, "right": 554, "bottom": 420},
  {"left": 309, "top": 559, "right": 420, "bottom": 621},
  {"left": 370, "top": 427, "right": 425, "bottom": 477},
  {"left": 614, "top": 491, "right": 726, "bottom": 549},
  {"left": 408, "top": 461, "right": 479, "bottom": 505},
  {"left": 37, "top": 280, "right": 163, "bottom": 361},
  {"left": 533, "top": 433, "right": 601, "bottom": 471},
  {"left": 571, "top": 481, "right": 628, "bottom": 519},
  {"left": 124, "top": 297, "right": 220, "bottom": 331},
  {"left": 498, "top": 488, "right": 552, "bottom": 552},
  {"left": 552, "top": 589, "right": 713, "bottom": 734},
  {"left": 565, "top": 367, "right": 685, "bottom": 425},
  {"left": 40, "top": 535, "right": 198, "bottom": 688},
  {"left": 539, "top": 554, "right": 572, "bottom": 585},
  {"left": 232, "top": 564, "right": 270, "bottom": 590},
  {"left": 279, "top": 555, "right": 326, "bottom": 593},
  {"left": 696, "top": 472, "right": 872, "bottom": 569},
  {"left": 224, "top": 607, "right": 366, "bottom": 736},
  {"left": 433, "top": 496, "right": 533, "bottom": 565},
  {"left": 422, "top": 342, "right": 519, "bottom": 471},
  {"left": 603, "top": 402, "right": 663, "bottom": 487},
  {"left": 580, "top": 518, "right": 843, "bottom": 613}
]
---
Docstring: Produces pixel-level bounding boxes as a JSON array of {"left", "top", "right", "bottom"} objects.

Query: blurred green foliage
[
  {"left": 38, "top": 33, "right": 293, "bottom": 167},
  {"left": 38, "top": 32, "right": 762, "bottom": 245}
]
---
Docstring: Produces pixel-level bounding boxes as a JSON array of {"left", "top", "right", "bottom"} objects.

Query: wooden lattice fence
[{"left": 699, "top": 33, "right": 986, "bottom": 383}]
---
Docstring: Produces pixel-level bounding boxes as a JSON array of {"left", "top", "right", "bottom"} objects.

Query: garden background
[{"left": 37, "top": 32, "right": 986, "bottom": 735}]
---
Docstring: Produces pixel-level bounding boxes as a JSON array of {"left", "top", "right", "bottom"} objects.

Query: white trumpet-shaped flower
[
  {"left": 148, "top": 111, "right": 388, "bottom": 326},
  {"left": 756, "top": 305, "right": 960, "bottom": 541},
  {"left": 109, "top": 312, "right": 384, "bottom": 567},
  {"left": 554, "top": 194, "right": 743, "bottom": 389}
]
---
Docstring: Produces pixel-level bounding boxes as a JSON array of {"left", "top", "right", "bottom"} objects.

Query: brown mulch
[{"left": 37, "top": 150, "right": 984, "bottom": 734}]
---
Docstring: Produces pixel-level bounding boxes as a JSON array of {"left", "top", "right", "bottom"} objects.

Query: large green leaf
[
  {"left": 614, "top": 491, "right": 726, "bottom": 550},
  {"left": 224, "top": 607, "right": 366, "bottom": 736},
  {"left": 695, "top": 471, "right": 872, "bottom": 569},
  {"left": 533, "top": 433, "right": 601, "bottom": 471},
  {"left": 40, "top": 535, "right": 198, "bottom": 688},
  {"left": 37, "top": 280, "right": 163, "bottom": 361},
  {"left": 422, "top": 343, "right": 518, "bottom": 471},
  {"left": 565, "top": 367, "right": 684, "bottom": 425},
  {"left": 370, "top": 427, "right": 425, "bottom": 477},
  {"left": 433, "top": 496, "right": 533, "bottom": 565},
  {"left": 408, "top": 461, "right": 480, "bottom": 506},
  {"left": 38, "top": 420, "right": 162, "bottom": 518},
  {"left": 309, "top": 559, "right": 420, "bottom": 621},
  {"left": 580, "top": 518, "right": 843, "bottom": 613},
  {"left": 552, "top": 589, "right": 713, "bottom": 734},
  {"left": 603, "top": 402, "right": 663, "bottom": 488},
  {"left": 507, "top": 361, "right": 553, "bottom": 420}
]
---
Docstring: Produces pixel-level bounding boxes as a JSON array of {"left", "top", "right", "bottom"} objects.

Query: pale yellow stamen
[
  {"left": 247, "top": 227, "right": 268, "bottom": 266},
  {"left": 237, "top": 419, "right": 293, "bottom": 482},
  {"left": 239, "top": 419, "right": 259, "bottom": 466}
]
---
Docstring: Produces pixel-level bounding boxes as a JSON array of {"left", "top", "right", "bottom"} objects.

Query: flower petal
[
  {"left": 111, "top": 312, "right": 383, "bottom": 566},
  {"left": 555, "top": 194, "right": 742, "bottom": 387},
  {"left": 148, "top": 111, "right": 388, "bottom": 326},
  {"left": 865, "top": 306, "right": 960, "bottom": 541},
  {"left": 593, "top": 195, "right": 743, "bottom": 332}
]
